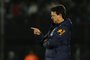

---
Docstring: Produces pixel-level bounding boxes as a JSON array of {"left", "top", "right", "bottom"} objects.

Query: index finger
[{"left": 31, "top": 27, "right": 36, "bottom": 30}]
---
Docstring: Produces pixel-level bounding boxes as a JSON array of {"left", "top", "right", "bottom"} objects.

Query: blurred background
[{"left": 0, "top": 0, "right": 90, "bottom": 60}]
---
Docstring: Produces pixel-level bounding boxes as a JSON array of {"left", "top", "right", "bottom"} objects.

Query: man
[{"left": 31, "top": 5, "right": 72, "bottom": 60}]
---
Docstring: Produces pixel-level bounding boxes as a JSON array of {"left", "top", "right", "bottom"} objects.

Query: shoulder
[
  {"left": 56, "top": 19, "right": 71, "bottom": 36},
  {"left": 57, "top": 25, "right": 68, "bottom": 35}
]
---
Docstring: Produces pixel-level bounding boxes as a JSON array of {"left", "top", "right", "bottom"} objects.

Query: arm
[{"left": 31, "top": 27, "right": 48, "bottom": 43}]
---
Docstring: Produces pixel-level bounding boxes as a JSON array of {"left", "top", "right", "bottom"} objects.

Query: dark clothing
[{"left": 39, "top": 19, "right": 72, "bottom": 60}]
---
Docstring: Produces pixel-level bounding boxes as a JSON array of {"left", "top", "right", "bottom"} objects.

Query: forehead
[{"left": 51, "top": 11, "right": 57, "bottom": 15}]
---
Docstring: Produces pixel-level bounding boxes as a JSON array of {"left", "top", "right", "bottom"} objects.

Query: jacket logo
[{"left": 57, "top": 29, "right": 65, "bottom": 35}]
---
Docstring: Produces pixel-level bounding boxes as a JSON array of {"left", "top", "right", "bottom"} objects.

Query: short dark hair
[{"left": 51, "top": 5, "right": 66, "bottom": 18}]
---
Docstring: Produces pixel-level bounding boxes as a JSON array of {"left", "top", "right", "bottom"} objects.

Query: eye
[{"left": 51, "top": 15, "right": 55, "bottom": 17}]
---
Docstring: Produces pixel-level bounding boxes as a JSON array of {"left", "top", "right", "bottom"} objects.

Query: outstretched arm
[{"left": 31, "top": 27, "right": 45, "bottom": 42}]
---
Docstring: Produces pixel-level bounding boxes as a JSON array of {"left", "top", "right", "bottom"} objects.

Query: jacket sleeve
[
  {"left": 43, "top": 25, "right": 70, "bottom": 48},
  {"left": 37, "top": 33, "right": 44, "bottom": 43},
  {"left": 37, "top": 32, "right": 49, "bottom": 44}
]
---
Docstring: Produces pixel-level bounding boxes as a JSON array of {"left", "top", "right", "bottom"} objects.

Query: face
[{"left": 51, "top": 11, "right": 60, "bottom": 23}]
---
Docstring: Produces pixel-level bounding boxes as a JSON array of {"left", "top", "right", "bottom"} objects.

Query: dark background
[{"left": 0, "top": 0, "right": 90, "bottom": 60}]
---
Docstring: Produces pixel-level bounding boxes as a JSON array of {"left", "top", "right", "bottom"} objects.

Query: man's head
[{"left": 51, "top": 5, "right": 66, "bottom": 24}]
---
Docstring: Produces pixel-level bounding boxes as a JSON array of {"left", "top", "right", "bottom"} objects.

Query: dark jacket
[{"left": 39, "top": 19, "right": 72, "bottom": 60}]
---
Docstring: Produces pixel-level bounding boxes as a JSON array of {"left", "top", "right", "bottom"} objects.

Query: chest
[{"left": 49, "top": 27, "right": 58, "bottom": 37}]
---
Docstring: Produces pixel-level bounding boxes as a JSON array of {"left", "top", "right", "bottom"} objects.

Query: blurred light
[
  {"left": 24, "top": 53, "right": 39, "bottom": 60},
  {"left": 8, "top": 51, "right": 15, "bottom": 59},
  {"left": 4, "top": 0, "right": 10, "bottom": 3},
  {"left": 28, "top": 4, "right": 38, "bottom": 15}
]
